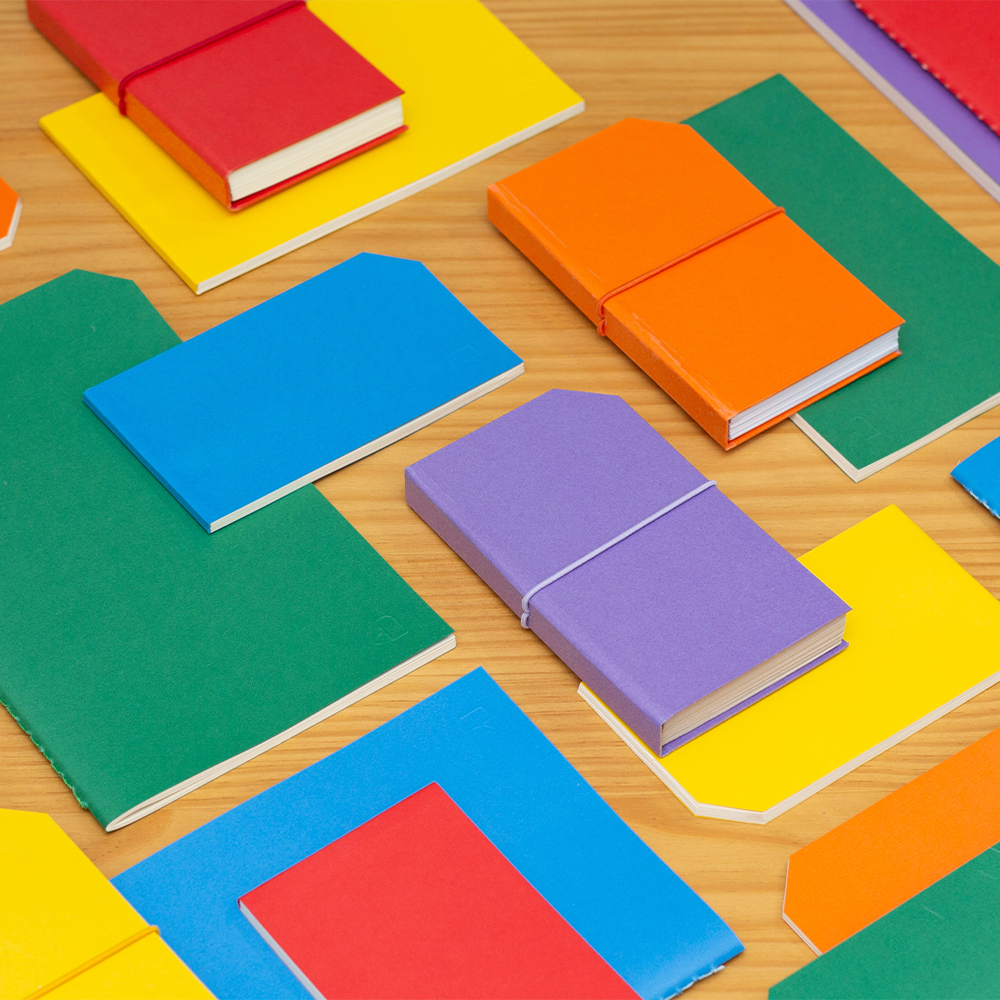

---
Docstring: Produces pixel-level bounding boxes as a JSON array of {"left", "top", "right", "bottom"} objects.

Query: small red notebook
[
  {"left": 856, "top": 1, "right": 1000, "bottom": 136},
  {"left": 238, "top": 783, "right": 639, "bottom": 1000},
  {"left": 28, "top": 0, "right": 405, "bottom": 210}
]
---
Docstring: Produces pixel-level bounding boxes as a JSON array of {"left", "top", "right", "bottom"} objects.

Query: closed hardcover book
[
  {"left": 488, "top": 119, "right": 902, "bottom": 448},
  {"left": 239, "top": 783, "right": 638, "bottom": 1000},
  {"left": 404, "top": 389, "right": 849, "bottom": 757},
  {"left": 28, "top": 0, "right": 405, "bottom": 209},
  {"left": 84, "top": 253, "right": 523, "bottom": 532},
  {"left": 114, "top": 668, "right": 743, "bottom": 1000},
  {"left": 687, "top": 75, "right": 1000, "bottom": 480}
]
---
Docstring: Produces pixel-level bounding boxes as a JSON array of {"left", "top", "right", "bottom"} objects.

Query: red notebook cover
[
  {"left": 28, "top": 0, "right": 405, "bottom": 209},
  {"left": 855, "top": 1, "right": 1000, "bottom": 136},
  {"left": 238, "top": 783, "right": 639, "bottom": 1000}
]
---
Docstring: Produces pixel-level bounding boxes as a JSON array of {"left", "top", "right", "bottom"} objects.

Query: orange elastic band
[
  {"left": 595, "top": 205, "right": 786, "bottom": 335},
  {"left": 24, "top": 925, "right": 161, "bottom": 999},
  {"left": 117, "top": 0, "right": 304, "bottom": 114}
]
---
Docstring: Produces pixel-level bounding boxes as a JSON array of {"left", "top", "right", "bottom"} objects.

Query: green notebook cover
[
  {"left": 686, "top": 75, "right": 1000, "bottom": 481},
  {"left": 770, "top": 842, "right": 1000, "bottom": 998},
  {"left": 0, "top": 271, "right": 454, "bottom": 831}
]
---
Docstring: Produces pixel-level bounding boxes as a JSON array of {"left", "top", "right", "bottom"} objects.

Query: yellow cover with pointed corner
[
  {"left": 580, "top": 505, "right": 1000, "bottom": 823},
  {"left": 0, "top": 809, "right": 211, "bottom": 999},
  {"left": 37, "top": 0, "right": 584, "bottom": 294}
]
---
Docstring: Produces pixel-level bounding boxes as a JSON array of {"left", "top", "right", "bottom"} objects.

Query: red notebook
[
  {"left": 28, "top": 0, "right": 405, "bottom": 210},
  {"left": 855, "top": 1, "right": 1000, "bottom": 136},
  {"left": 238, "top": 783, "right": 639, "bottom": 1000}
]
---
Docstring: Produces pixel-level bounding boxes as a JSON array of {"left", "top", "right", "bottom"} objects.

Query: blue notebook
[
  {"left": 953, "top": 435, "right": 1000, "bottom": 521},
  {"left": 112, "top": 669, "right": 743, "bottom": 1000},
  {"left": 84, "top": 254, "right": 523, "bottom": 532}
]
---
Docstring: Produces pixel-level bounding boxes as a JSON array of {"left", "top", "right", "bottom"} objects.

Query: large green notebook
[
  {"left": 687, "top": 75, "right": 1000, "bottom": 481},
  {"left": 770, "top": 842, "right": 1000, "bottom": 998},
  {"left": 0, "top": 271, "right": 454, "bottom": 831}
]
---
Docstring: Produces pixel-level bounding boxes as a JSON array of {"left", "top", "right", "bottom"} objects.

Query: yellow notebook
[
  {"left": 0, "top": 809, "right": 211, "bottom": 999},
  {"left": 38, "top": 0, "right": 583, "bottom": 293},
  {"left": 580, "top": 506, "right": 1000, "bottom": 823}
]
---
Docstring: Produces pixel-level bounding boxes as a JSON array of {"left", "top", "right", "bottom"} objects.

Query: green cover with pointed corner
[
  {"left": 686, "top": 74, "right": 1000, "bottom": 481},
  {"left": 0, "top": 271, "right": 453, "bottom": 831},
  {"left": 770, "top": 842, "right": 1000, "bottom": 998}
]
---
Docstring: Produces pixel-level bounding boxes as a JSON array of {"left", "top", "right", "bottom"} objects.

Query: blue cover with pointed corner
[
  {"left": 953, "top": 435, "right": 1000, "bottom": 520},
  {"left": 112, "top": 669, "right": 743, "bottom": 1000},
  {"left": 83, "top": 253, "right": 523, "bottom": 532}
]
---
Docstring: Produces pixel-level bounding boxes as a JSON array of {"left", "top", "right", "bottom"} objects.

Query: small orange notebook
[
  {"left": 0, "top": 176, "right": 21, "bottom": 251},
  {"left": 783, "top": 726, "right": 1000, "bottom": 954},
  {"left": 488, "top": 120, "right": 903, "bottom": 448}
]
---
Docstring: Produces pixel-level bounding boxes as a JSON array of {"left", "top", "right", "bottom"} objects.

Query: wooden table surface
[{"left": 3, "top": 2, "right": 1000, "bottom": 996}]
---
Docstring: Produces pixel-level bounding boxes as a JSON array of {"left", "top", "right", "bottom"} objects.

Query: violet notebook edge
[
  {"left": 660, "top": 639, "right": 848, "bottom": 754},
  {"left": 787, "top": 0, "right": 1000, "bottom": 200},
  {"left": 405, "top": 442, "right": 848, "bottom": 757}
]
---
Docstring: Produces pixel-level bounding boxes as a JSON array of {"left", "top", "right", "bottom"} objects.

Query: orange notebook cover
[
  {"left": 0, "top": 175, "right": 21, "bottom": 251},
  {"left": 488, "top": 119, "right": 903, "bottom": 448},
  {"left": 783, "top": 726, "right": 1000, "bottom": 955}
]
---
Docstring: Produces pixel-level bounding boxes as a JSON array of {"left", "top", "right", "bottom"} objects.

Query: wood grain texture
[{"left": 2, "top": 1, "right": 1000, "bottom": 995}]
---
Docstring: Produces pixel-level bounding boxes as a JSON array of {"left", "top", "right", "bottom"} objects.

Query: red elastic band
[
  {"left": 117, "top": 0, "right": 305, "bottom": 114},
  {"left": 595, "top": 205, "right": 786, "bottom": 336}
]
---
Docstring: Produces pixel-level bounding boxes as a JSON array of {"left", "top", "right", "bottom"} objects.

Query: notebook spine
[
  {"left": 27, "top": 1, "right": 116, "bottom": 98},
  {"left": 0, "top": 684, "right": 92, "bottom": 816}
]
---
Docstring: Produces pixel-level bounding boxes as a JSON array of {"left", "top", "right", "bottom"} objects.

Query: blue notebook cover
[
  {"left": 83, "top": 254, "right": 523, "bottom": 532},
  {"left": 112, "top": 669, "right": 743, "bottom": 1000},
  {"left": 953, "top": 435, "right": 1000, "bottom": 521}
]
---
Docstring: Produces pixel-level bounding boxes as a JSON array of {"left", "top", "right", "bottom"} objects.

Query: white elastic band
[{"left": 519, "top": 479, "right": 717, "bottom": 628}]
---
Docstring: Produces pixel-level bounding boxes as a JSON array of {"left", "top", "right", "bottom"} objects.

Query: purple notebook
[
  {"left": 405, "top": 390, "right": 849, "bottom": 756},
  {"left": 786, "top": 0, "right": 1000, "bottom": 205}
]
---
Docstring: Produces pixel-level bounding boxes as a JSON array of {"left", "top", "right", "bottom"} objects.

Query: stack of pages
[
  {"left": 29, "top": 0, "right": 407, "bottom": 209},
  {"left": 37, "top": 0, "right": 584, "bottom": 291},
  {"left": 406, "top": 389, "right": 849, "bottom": 757},
  {"left": 113, "top": 669, "right": 744, "bottom": 999},
  {"left": 489, "top": 119, "right": 902, "bottom": 448},
  {"left": 0, "top": 270, "right": 455, "bottom": 831}
]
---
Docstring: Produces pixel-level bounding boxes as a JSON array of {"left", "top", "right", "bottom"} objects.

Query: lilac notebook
[
  {"left": 785, "top": 0, "right": 1000, "bottom": 205},
  {"left": 405, "top": 390, "right": 849, "bottom": 756}
]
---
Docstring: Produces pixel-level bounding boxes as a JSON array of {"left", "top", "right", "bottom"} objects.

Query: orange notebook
[
  {"left": 0, "top": 176, "right": 21, "bottom": 251},
  {"left": 488, "top": 120, "right": 903, "bottom": 448},
  {"left": 783, "top": 726, "right": 1000, "bottom": 955}
]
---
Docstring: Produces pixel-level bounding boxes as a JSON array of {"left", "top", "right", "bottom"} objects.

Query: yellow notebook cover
[
  {"left": 38, "top": 0, "right": 584, "bottom": 294},
  {"left": 580, "top": 505, "right": 1000, "bottom": 823},
  {"left": 0, "top": 809, "right": 211, "bottom": 999}
]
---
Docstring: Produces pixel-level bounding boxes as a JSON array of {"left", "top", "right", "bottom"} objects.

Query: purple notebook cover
[
  {"left": 405, "top": 389, "right": 849, "bottom": 756},
  {"left": 787, "top": 0, "right": 1000, "bottom": 204}
]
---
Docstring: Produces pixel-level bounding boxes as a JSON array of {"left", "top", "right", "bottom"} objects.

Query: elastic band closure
[
  {"left": 595, "top": 205, "right": 785, "bottom": 335},
  {"left": 117, "top": 1, "right": 304, "bottom": 114},
  {"left": 519, "top": 479, "right": 717, "bottom": 628},
  {"left": 25, "top": 925, "right": 161, "bottom": 999}
]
